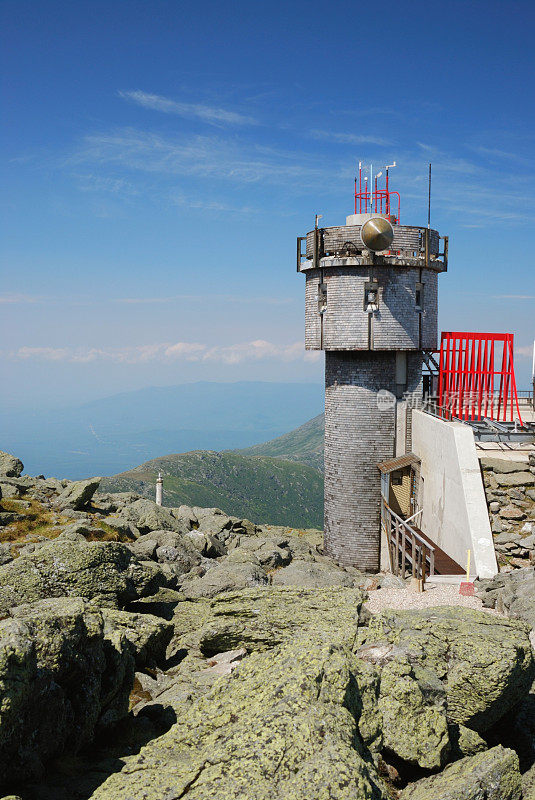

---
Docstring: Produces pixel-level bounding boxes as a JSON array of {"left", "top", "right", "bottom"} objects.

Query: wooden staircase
[
  {"left": 411, "top": 525, "right": 464, "bottom": 576},
  {"left": 382, "top": 500, "right": 464, "bottom": 579}
]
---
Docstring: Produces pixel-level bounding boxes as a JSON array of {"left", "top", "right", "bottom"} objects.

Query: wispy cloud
[
  {"left": 8, "top": 340, "right": 321, "bottom": 365},
  {"left": 516, "top": 345, "right": 534, "bottom": 358},
  {"left": 170, "top": 192, "right": 258, "bottom": 214},
  {"left": 0, "top": 293, "right": 44, "bottom": 305},
  {"left": 114, "top": 294, "right": 293, "bottom": 306},
  {"left": 71, "top": 172, "right": 140, "bottom": 196},
  {"left": 493, "top": 295, "right": 535, "bottom": 300},
  {"left": 309, "top": 129, "right": 390, "bottom": 146},
  {"left": 68, "top": 128, "right": 332, "bottom": 187},
  {"left": 119, "top": 90, "right": 257, "bottom": 127}
]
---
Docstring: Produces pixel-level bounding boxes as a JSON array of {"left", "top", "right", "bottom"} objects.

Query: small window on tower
[
  {"left": 415, "top": 282, "right": 424, "bottom": 311},
  {"left": 391, "top": 471, "right": 403, "bottom": 486},
  {"left": 317, "top": 283, "right": 327, "bottom": 314}
]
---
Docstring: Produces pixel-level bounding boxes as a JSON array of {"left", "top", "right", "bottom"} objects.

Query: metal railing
[{"left": 382, "top": 500, "right": 435, "bottom": 580}]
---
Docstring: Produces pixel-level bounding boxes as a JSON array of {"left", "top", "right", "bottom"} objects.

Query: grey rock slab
[
  {"left": 0, "top": 540, "right": 165, "bottom": 611},
  {"left": 481, "top": 457, "right": 528, "bottom": 473},
  {"left": 54, "top": 477, "right": 102, "bottom": 510},
  {"left": 399, "top": 745, "right": 521, "bottom": 800},
  {"left": 119, "top": 499, "right": 191, "bottom": 535},
  {"left": 181, "top": 561, "right": 268, "bottom": 599},
  {"left": 496, "top": 472, "right": 535, "bottom": 487},
  {"left": 271, "top": 558, "right": 354, "bottom": 588},
  {"left": 0, "top": 597, "right": 134, "bottom": 784},
  {"left": 0, "top": 451, "right": 23, "bottom": 477}
]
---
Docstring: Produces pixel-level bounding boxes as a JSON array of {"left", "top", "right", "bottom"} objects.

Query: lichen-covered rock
[
  {"left": 358, "top": 606, "right": 534, "bottom": 734},
  {"left": 180, "top": 561, "right": 268, "bottom": 599},
  {"left": 0, "top": 597, "right": 134, "bottom": 783},
  {"left": 0, "top": 451, "right": 23, "bottom": 478},
  {"left": 449, "top": 723, "right": 487, "bottom": 760},
  {"left": 88, "top": 636, "right": 388, "bottom": 800},
  {"left": 114, "top": 499, "right": 191, "bottom": 535},
  {"left": 0, "top": 540, "right": 165, "bottom": 611},
  {"left": 172, "top": 587, "right": 366, "bottom": 658},
  {"left": 53, "top": 477, "right": 102, "bottom": 510},
  {"left": 271, "top": 558, "right": 355, "bottom": 587},
  {"left": 476, "top": 567, "right": 535, "bottom": 629},
  {"left": 399, "top": 745, "right": 522, "bottom": 800},
  {"left": 377, "top": 658, "right": 450, "bottom": 769},
  {"left": 102, "top": 609, "right": 173, "bottom": 668}
]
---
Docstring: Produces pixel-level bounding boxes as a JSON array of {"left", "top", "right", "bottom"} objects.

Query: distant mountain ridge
[
  {"left": 234, "top": 413, "right": 324, "bottom": 471},
  {"left": 0, "top": 381, "right": 323, "bottom": 479}
]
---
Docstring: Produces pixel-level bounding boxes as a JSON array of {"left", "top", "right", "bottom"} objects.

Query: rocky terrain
[
  {"left": 482, "top": 454, "right": 535, "bottom": 570},
  {"left": 1, "top": 448, "right": 535, "bottom": 799}
]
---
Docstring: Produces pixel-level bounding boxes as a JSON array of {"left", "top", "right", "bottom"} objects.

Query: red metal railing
[
  {"left": 354, "top": 165, "right": 400, "bottom": 223},
  {"left": 438, "top": 332, "right": 523, "bottom": 424}
]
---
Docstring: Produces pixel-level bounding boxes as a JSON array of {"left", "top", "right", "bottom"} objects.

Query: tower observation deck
[{"left": 297, "top": 166, "right": 448, "bottom": 571}]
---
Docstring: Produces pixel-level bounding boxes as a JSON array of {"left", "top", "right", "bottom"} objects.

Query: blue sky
[{"left": 1, "top": 0, "right": 534, "bottom": 410}]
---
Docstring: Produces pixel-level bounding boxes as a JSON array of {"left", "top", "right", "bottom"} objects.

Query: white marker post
[{"left": 156, "top": 472, "right": 163, "bottom": 506}]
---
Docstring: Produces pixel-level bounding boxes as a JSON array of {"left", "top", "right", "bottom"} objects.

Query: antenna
[
  {"left": 385, "top": 163, "right": 396, "bottom": 216},
  {"left": 427, "top": 163, "right": 432, "bottom": 229}
]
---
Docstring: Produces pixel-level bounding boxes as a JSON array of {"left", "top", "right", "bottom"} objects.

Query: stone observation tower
[{"left": 297, "top": 164, "right": 448, "bottom": 571}]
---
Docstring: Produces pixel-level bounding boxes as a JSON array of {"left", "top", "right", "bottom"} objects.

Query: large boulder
[
  {"left": 172, "top": 586, "right": 367, "bottom": 657},
  {"left": 54, "top": 477, "right": 102, "bottom": 510},
  {"left": 0, "top": 451, "right": 23, "bottom": 478},
  {"left": 111, "top": 499, "right": 191, "bottom": 535},
  {"left": 180, "top": 561, "right": 268, "bottom": 599},
  {"left": 0, "top": 540, "right": 165, "bottom": 611},
  {"left": 400, "top": 745, "right": 522, "bottom": 800},
  {"left": 358, "top": 607, "right": 534, "bottom": 735},
  {"left": 0, "top": 597, "right": 135, "bottom": 784},
  {"left": 88, "top": 635, "right": 388, "bottom": 800},
  {"left": 130, "top": 530, "right": 203, "bottom": 573},
  {"left": 271, "top": 558, "right": 355, "bottom": 587},
  {"left": 102, "top": 609, "right": 173, "bottom": 669}
]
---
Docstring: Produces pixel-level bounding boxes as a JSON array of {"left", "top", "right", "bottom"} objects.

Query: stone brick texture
[
  {"left": 324, "top": 351, "right": 423, "bottom": 571},
  {"left": 305, "top": 264, "right": 438, "bottom": 351},
  {"left": 481, "top": 455, "right": 535, "bottom": 569}
]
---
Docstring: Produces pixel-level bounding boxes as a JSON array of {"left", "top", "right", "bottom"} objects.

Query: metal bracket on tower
[{"left": 296, "top": 237, "right": 306, "bottom": 272}]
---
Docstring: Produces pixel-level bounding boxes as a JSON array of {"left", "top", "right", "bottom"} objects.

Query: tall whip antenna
[{"left": 427, "top": 163, "right": 432, "bottom": 229}]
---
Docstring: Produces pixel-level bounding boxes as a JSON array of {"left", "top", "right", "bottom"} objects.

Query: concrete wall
[{"left": 412, "top": 410, "right": 498, "bottom": 579}]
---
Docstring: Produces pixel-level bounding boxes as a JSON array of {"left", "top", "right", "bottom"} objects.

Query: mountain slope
[
  {"left": 101, "top": 450, "right": 323, "bottom": 528},
  {"left": 235, "top": 413, "right": 325, "bottom": 471}
]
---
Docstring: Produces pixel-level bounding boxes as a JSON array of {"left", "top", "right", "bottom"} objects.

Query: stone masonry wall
[
  {"left": 324, "top": 351, "right": 422, "bottom": 571},
  {"left": 481, "top": 453, "right": 535, "bottom": 571},
  {"left": 304, "top": 265, "right": 438, "bottom": 351}
]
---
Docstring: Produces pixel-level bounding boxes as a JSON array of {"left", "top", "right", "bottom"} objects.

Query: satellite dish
[{"left": 360, "top": 216, "right": 394, "bottom": 252}]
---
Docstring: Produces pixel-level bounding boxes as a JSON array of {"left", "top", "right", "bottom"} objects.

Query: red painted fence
[{"left": 438, "top": 332, "right": 523, "bottom": 424}]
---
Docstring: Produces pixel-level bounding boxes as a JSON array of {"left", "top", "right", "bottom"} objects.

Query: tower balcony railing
[{"left": 298, "top": 225, "right": 448, "bottom": 271}]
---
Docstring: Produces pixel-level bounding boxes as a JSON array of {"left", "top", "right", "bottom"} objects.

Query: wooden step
[{"left": 412, "top": 525, "right": 465, "bottom": 576}]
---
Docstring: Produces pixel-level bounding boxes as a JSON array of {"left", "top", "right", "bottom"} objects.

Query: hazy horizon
[{"left": 1, "top": 0, "right": 534, "bottom": 410}]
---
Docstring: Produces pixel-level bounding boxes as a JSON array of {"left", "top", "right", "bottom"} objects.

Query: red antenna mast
[{"left": 354, "top": 162, "right": 400, "bottom": 223}]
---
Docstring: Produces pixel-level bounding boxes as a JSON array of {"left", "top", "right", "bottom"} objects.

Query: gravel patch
[{"left": 366, "top": 584, "right": 503, "bottom": 615}]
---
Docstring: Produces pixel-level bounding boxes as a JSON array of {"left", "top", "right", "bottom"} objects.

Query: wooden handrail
[
  {"left": 382, "top": 502, "right": 434, "bottom": 552},
  {"left": 382, "top": 500, "right": 435, "bottom": 580}
]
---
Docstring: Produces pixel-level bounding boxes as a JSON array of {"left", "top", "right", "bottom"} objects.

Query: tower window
[
  {"left": 415, "top": 282, "right": 424, "bottom": 310},
  {"left": 317, "top": 283, "right": 327, "bottom": 314}
]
